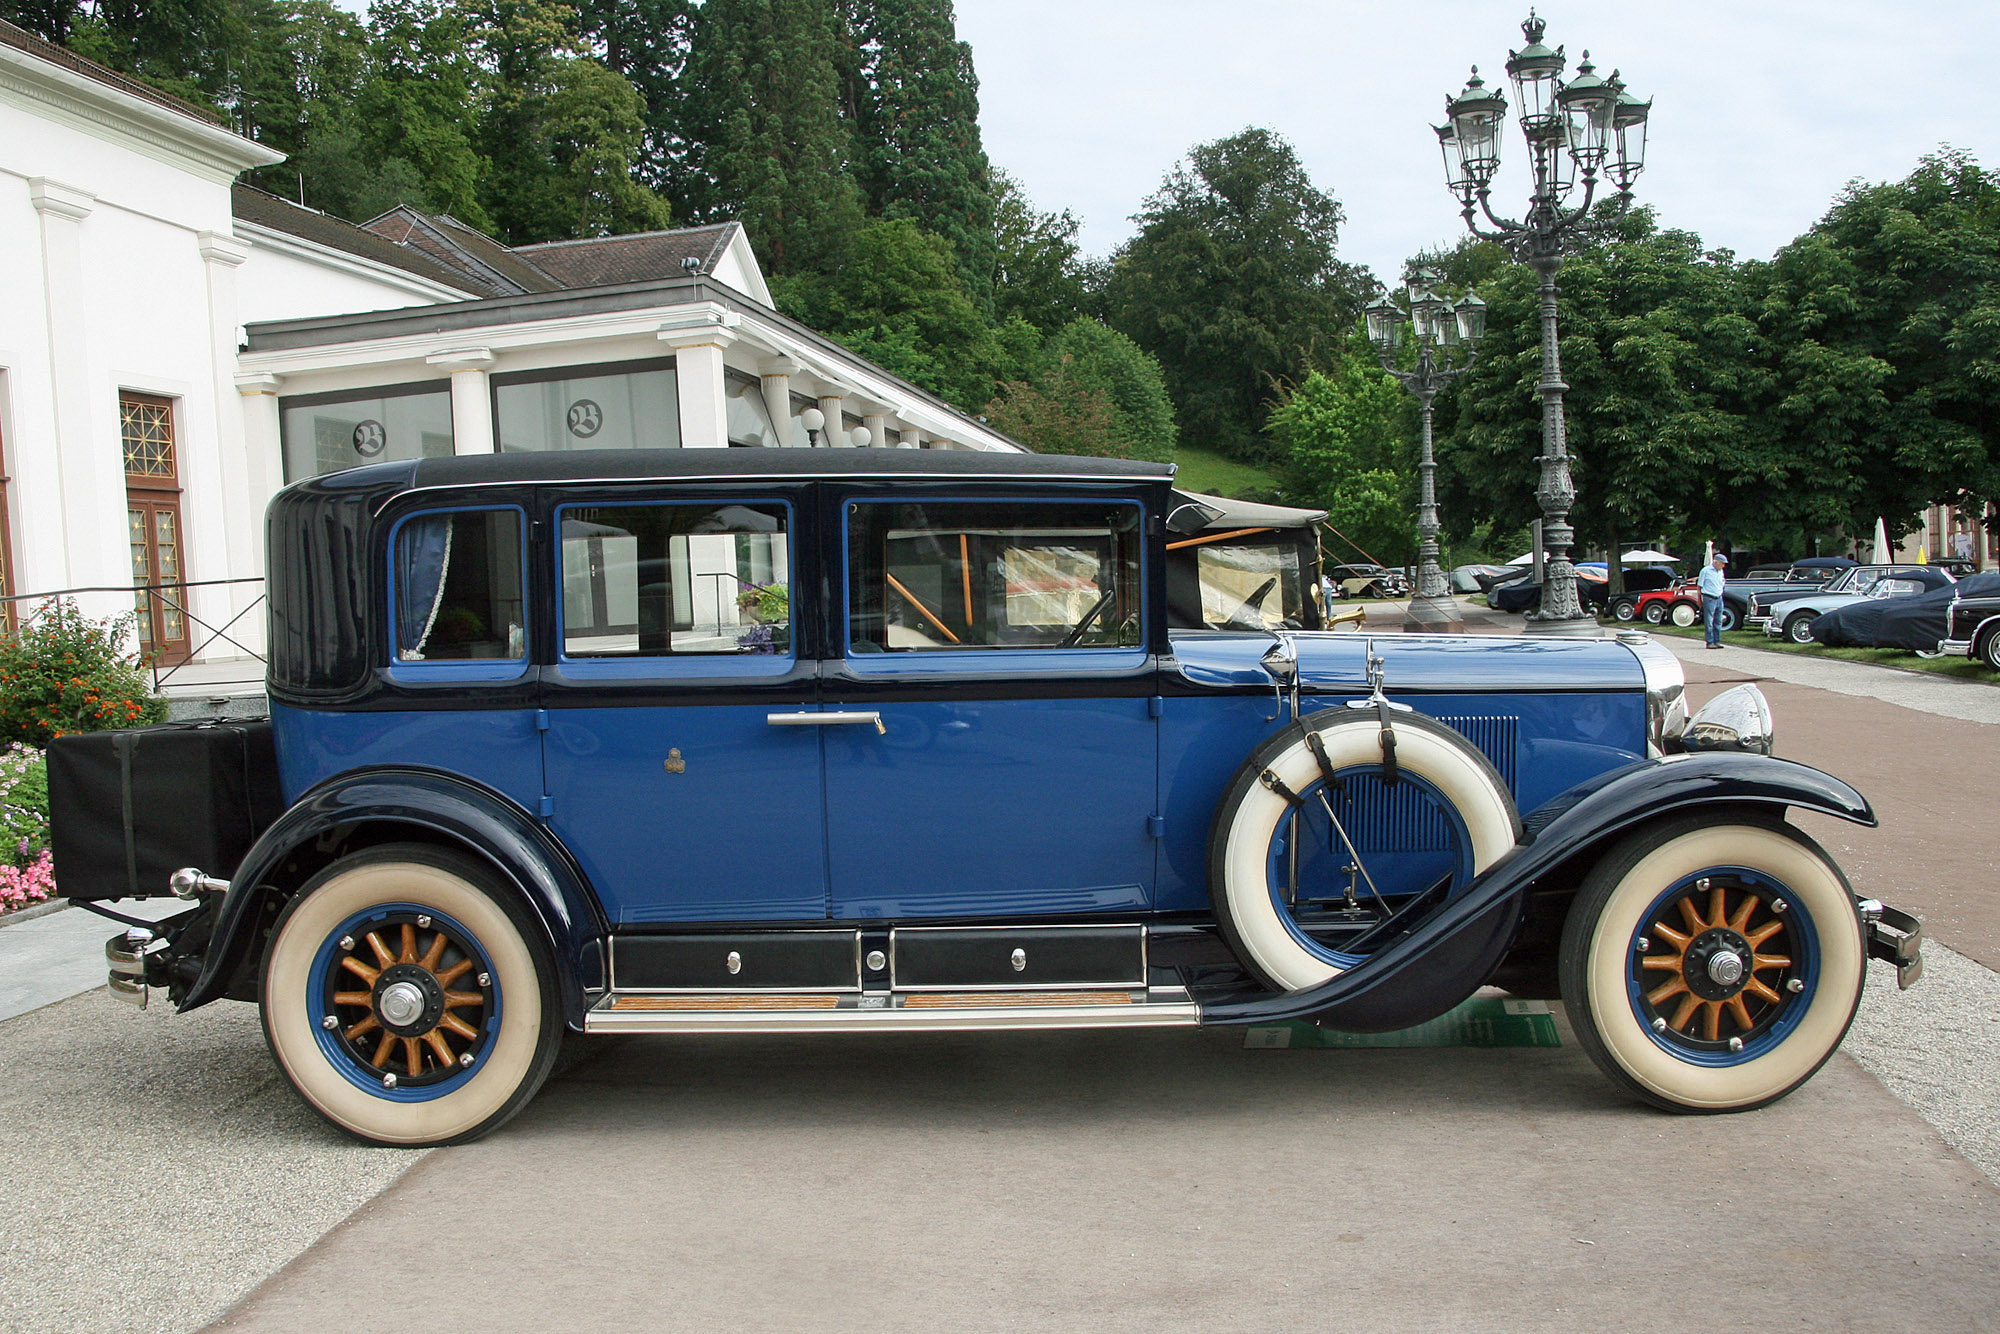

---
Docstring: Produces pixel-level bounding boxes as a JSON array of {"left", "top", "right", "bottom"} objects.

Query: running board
[{"left": 583, "top": 986, "right": 1199, "bottom": 1034}]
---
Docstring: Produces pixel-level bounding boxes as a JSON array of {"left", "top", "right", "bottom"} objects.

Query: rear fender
[
  {"left": 179, "top": 768, "right": 607, "bottom": 1026},
  {"left": 1197, "top": 753, "right": 1873, "bottom": 1031}
]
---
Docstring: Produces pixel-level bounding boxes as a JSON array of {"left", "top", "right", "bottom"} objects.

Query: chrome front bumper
[{"left": 1937, "top": 639, "right": 1972, "bottom": 658}]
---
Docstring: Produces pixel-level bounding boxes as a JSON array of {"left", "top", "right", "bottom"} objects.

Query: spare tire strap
[
  {"left": 1376, "top": 701, "right": 1400, "bottom": 786},
  {"left": 1305, "top": 729, "right": 1346, "bottom": 797},
  {"left": 1257, "top": 769, "right": 1304, "bottom": 808}
]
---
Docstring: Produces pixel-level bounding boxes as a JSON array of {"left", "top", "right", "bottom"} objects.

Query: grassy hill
[{"left": 1169, "top": 444, "right": 1280, "bottom": 499}]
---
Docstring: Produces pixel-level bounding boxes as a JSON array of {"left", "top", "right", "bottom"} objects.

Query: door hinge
[
  {"left": 1147, "top": 815, "right": 1166, "bottom": 839},
  {"left": 538, "top": 796, "right": 555, "bottom": 818},
  {"left": 534, "top": 709, "right": 550, "bottom": 732},
  {"left": 1148, "top": 695, "right": 1164, "bottom": 718}
]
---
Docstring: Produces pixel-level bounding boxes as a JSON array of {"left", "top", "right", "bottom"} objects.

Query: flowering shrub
[
  {"left": 0, "top": 601, "right": 165, "bottom": 747},
  {"left": 0, "top": 849, "right": 55, "bottom": 912},
  {"left": 0, "top": 744, "right": 52, "bottom": 912}
]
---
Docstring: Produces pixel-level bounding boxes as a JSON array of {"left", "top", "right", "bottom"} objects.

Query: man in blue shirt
[{"left": 1697, "top": 553, "right": 1728, "bottom": 648}]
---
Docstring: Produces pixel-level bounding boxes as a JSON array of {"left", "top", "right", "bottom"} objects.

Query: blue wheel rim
[
  {"left": 306, "top": 902, "right": 503, "bottom": 1102},
  {"left": 1626, "top": 868, "right": 1820, "bottom": 1066},
  {"left": 1266, "top": 765, "right": 1476, "bottom": 970}
]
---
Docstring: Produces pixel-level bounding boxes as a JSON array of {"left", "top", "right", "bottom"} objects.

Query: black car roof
[{"left": 393, "top": 448, "right": 1175, "bottom": 489}]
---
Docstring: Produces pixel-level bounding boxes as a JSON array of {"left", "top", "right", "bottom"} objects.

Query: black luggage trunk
[{"left": 48, "top": 720, "right": 284, "bottom": 899}]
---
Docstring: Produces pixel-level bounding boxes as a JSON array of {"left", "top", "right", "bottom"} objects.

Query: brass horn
[{"left": 1326, "top": 605, "right": 1366, "bottom": 630}]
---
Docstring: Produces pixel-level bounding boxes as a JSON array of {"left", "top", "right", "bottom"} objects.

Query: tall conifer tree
[
  {"left": 678, "top": 0, "right": 863, "bottom": 277},
  {"left": 846, "top": 0, "right": 995, "bottom": 307}
]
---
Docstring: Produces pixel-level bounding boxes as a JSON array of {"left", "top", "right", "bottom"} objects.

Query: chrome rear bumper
[
  {"left": 105, "top": 928, "right": 155, "bottom": 1008},
  {"left": 1859, "top": 900, "right": 1924, "bottom": 990}
]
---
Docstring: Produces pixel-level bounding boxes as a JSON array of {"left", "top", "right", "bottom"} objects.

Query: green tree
[
  {"left": 1103, "top": 127, "right": 1370, "bottom": 464},
  {"left": 991, "top": 171, "right": 1090, "bottom": 335},
  {"left": 347, "top": 0, "right": 492, "bottom": 226},
  {"left": 986, "top": 318, "right": 1177, "bottom": 461},
  {"left": 845, "top": 0, "right": 995, "bottom": 307},
  {"left": 1438, "top": 211, "right": 1779, "bottom": 566},
  {"left": 678, "top": 0, "right": 865, "bottom": 276},
  {"left": 781, "top": 218, "right": 1026, "bottom": 410},
  {"left": 1750, "top": 149, "right": 2000, "bottom": 539},
  {"left": 1268, "top": 334, "right": 1415, "bottom": 565},
  {"left": 572, "top": 0, "right": 695, "bottom": 196}
]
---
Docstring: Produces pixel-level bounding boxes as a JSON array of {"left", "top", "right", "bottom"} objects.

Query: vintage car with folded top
[{"left": 48, "top": 450, "right": 1923, "bottom": 1147}]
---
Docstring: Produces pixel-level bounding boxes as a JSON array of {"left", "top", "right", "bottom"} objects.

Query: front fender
[
  {"left": 1197, "top": 753, "right": 1873, "bottom": 1031},
  {"left": 180, "top": 768, "right": 608, "bottom": 1025}
]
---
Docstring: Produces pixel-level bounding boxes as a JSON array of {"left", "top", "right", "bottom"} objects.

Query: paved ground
[{"left": 3, "top": 626, "right": 1997, "bottom": 1332}]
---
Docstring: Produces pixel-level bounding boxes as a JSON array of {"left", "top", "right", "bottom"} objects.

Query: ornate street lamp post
[
  {"left": 1365, "top": 271, "right": 1486, "bottom": 628},
  {"left": 1437, "top": 12, "right": 1650, "bottom": 627}
]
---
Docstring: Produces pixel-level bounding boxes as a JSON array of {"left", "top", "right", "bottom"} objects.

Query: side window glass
[
  {"left": 1195, "top": 543, "right": 1301, "bottom": 630},
  {"left": 847, "top": 501, "right": 1141, "bottom": 653},
  {"left": 393, "top": 509, "right": 525, "bottom": 661},
  {"left": 558, "top": 503, "right": 789, "bottom": 658}
]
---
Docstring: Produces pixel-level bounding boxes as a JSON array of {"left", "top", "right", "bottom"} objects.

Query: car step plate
[{"left": 586, "top": 987, "right": 1198, "bottom": 1033}]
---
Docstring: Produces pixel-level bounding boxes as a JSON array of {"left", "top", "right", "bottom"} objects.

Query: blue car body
[{"left": 59, "top": 449, "right": 1922, "bottom": 1144}]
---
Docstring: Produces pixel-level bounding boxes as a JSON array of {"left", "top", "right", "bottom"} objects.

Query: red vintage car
[{"left": 1608, "top": 581, "right": 1702, "bottom": 626}]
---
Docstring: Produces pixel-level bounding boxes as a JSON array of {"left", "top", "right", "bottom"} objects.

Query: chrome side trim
[
  {"left": 583, "top": 987, "right": 1198, "bottom": 1034},
  {"left": 1616, "top": 631, "right": 1688, "bottom": 756}
]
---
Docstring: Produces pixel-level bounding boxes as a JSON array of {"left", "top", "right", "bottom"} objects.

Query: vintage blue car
[{"left": 52, "top": 451, "right": 1922, "bottom": 1145}]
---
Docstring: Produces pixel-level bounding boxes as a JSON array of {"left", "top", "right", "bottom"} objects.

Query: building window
[
  {"left": 494, "top": 359, "right": 679, "bottom": 454},
  {"left": 121, "top": 392, "right": 188, "bottom": 662},
  {"left": 724, "top": 371, "right": 779, "bottom": 447},
  {"left": 280, "top": 382, "right": 453, "bottom": 481}
]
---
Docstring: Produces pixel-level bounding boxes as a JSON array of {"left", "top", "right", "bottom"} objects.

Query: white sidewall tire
[
  {"left": 1979, "top": 630, "right": 2000, "bottom": 671},
  {"left": 1642, "top": 602, "right": 1667, "bottom": 625},
  {"left": 1213, "top": 714, "right": 1518, "bottom": 993},
  {"left": 1670, "top": 602, "right": 1698, "bottom": 627},
  {"left": 262, "top": 847, "right": 556, "bottom": 1147},
  {"left": 1565, "top": 821, "right": 1864, "bottom": 1112}
]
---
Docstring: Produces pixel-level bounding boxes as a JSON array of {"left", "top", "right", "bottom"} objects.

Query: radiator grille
[{"left": 1315, "top": 715, "right": 1517, "bottom": 854}]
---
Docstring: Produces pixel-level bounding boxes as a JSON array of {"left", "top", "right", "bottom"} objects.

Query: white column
[
  {"left": 192, "top": 231, "right": 258, "bottom": 659},
  {"left": 30, "top": 178, "right": 123, "bottom": 622},
  {"left": 861, "top": 410, "right": 890, "bottom": 450},
  {"left": 428, "top": 349, "right": 497, "bottom": 455},
  {"left": 817, "top": 393, "right": 847, "bottom": 448},
  {"left": 232, "top": 373, "right": 282, "bottom": 659},
  {"left": 661, "top": 320, "right": 740, "bottom": 449},
  {"left": 759, "top": 356, "right": 800, "bottom": 448}
]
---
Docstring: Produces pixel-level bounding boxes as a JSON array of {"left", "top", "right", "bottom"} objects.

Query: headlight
[{"left": 1680, "top": 684, "right": 1774, "bottom": 756}]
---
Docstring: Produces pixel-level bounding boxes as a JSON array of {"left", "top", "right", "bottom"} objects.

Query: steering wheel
[{"left": 1058, "top": 588, "right": 1119, "bottom": 648}]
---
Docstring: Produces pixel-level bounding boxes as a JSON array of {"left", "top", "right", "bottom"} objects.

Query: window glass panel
[
  {"left": 495, "top": 363, "right": 679, "bottom": 453},
  {"left": 847, "top": 501, "right": 1142, "bottom": 652},
  {"left": 1196, "top": 543, "right": 1302, "bottom": 630},
  {"left": 725, "top": 373, "right": 778, "bottom": 446},
  {"left": 558, "top": 503, "right": 788, "bottom": 658},
  {"left": 393, "top": 510, "right": 526, "bottom": 662},
  {"left": 282, "top": 387, "right": 453, "bottom": 480}
]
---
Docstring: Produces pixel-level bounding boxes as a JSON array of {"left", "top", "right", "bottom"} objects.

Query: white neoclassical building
[{"left": 0, "top": 19, "right": 1019, "bottom": 684}]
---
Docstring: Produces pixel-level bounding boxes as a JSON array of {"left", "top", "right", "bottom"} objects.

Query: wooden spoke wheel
[
  {"left": 262, "top": 844, "right": 562, "bottom": 1146},
  {"left": 1632, "top": 875, "right": 1797, "bottom": 1049},
  {"left": 1560, "top": 816, "right": 1864, "bottom": 1113},
  {"left": 326, "top": 916, "right": 492, "bottom": 1087}
]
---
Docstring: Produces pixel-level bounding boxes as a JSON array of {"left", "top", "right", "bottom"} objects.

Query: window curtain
[{"left": 396, "top": 515, "right": 454, "bottom": 659}]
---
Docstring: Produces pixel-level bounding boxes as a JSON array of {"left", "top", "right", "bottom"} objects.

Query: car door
[
  {"left": 819, "top": 488, "right": 1161, "bottom": 920},
  {"left": 538, "top": 486, "right": 828, "bottom": 925}
]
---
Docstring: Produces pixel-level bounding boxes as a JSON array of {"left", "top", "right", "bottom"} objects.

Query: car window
[
  {"left": 557, "top": 501, "right": 789, "bottom": 658},
  {"left": 392, "top": 508, "right": 525, "bottom": 662},
  {"left": 847, "top": 500, "right": 1142, "bottom": 652},
  {"left": 1196, "top": 543, "right": 1301, "bottom": 630}
]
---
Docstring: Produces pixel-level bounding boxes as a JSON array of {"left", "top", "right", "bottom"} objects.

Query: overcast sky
[
  {"left": 958, "top": 0, "right": 2000, "bottom": 282},
  {"left": 325, "top": 1, "right": 1999, "bottom": 283}
]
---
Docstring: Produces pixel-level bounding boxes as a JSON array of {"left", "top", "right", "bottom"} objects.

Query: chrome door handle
[{"left": 767, "top": 710, "right": 886, "bottom": 735}]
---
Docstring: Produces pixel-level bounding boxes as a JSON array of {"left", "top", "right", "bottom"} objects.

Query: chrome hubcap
[
  {"left": 377, "top": 980, "right": 427, "bottom": 1027},
  {"left": 1706, "top": 951, "right": 1745, "bottom": 986}
]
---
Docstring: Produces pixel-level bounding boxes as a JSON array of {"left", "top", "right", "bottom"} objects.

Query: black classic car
[
  {"left": 1748, "top": 565, "right": 1954, "bottom": 643},
  {"left": 1937, "top": 573, "right": 2000, "bottom": 669},
  {"left": 48, "top": 450, "right": 1922, "bottom": 1146}
]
